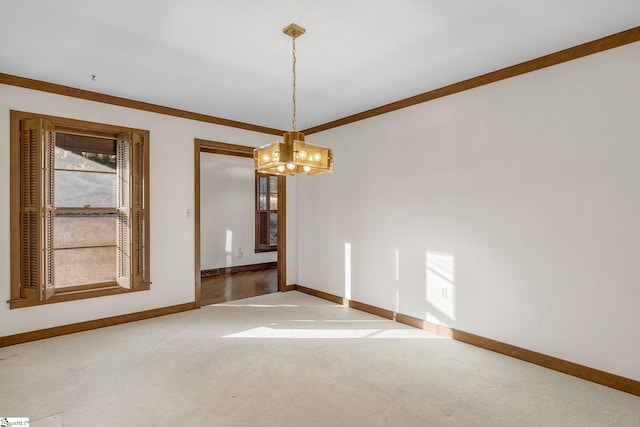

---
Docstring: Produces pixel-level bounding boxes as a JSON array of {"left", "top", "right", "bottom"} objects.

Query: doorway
[{"left": 194, "top": 139, "right": 286, "bottom": 307}]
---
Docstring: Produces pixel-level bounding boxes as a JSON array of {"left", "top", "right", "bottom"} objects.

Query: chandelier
[{"left": 254, "top": 23, "right": 333, "bottom": 176}]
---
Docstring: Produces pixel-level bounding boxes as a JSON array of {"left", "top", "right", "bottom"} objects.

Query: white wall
[
  {"left": 286, "top": 176, "right": 299, "bottom": 285},
  {"left": 0, "top": 84, "right": 295, "bottom": 337},
  {"left": 297, "top": 41, "right": 640, "bottom": 381},
  {"left": 200, "top": 153, "right": 277, "bottom": 269}
]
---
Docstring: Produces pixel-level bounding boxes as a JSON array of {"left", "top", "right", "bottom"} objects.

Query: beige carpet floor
[{"left": 1, "top": 291, "right": 638, "bottom": 426}]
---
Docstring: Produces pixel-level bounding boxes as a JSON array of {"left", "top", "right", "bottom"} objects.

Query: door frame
[{"left": 194, "top": 139, "right": 287, "bottom": 308}]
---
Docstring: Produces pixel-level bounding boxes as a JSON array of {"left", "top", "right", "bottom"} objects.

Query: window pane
[
  {"left": 55, "top": 145, "right": 117, "bottom": 207},
  {"left": 54, "top": 213, "right": 117, "bottom": 247},
  {"left": 269, "top": 176, "right": 278, "bottom": 193},
  {"left": 269, "top": 212, "right": 278, "bottom": 246},
  {"left": 54, "top": 213, "right": 117, "bottom": 287},
  {"left": 55, "top": 170, "right": 116, "bottom": 207},
  {"left": 258, "top": 176, "right": 267, "bottom": 210},
  {"left": 55, "top": 146, "right": 116, "bottom": 172},
  {"left": 269, "top": 193, "right": 278, "bottom": 211},
  {"left": 54, "top": 246, "right": 117, "bottom": 287}
]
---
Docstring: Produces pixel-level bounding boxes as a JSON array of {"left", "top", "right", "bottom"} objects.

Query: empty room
[{"left": 1, "top": 1, "right": 639, "bottom": 425}]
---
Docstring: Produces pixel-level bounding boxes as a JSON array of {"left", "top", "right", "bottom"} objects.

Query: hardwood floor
[{"left": 201, "top": 268, "right": 278, "bottom": 306}]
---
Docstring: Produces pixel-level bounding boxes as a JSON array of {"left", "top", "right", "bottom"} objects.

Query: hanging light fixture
[{"left": 254, "top": 23, "right": 333, "bottom": 176}]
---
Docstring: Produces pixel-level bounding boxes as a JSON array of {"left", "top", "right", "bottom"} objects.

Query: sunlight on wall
[
  {"left": 425, "top": 251, "right": 456, "bottom": 324},
  {"left": 225, "top": 230, "right": 233, "bottom": 267},
  {"left": 345, "top": 242, "right": 352, "bottom": 299}
]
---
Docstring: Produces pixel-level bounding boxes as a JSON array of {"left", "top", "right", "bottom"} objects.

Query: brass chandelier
[{"left": 254, "top": 23, "right": 333, "bottom": 176}]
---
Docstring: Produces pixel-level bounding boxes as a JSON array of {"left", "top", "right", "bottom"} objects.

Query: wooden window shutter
[
  {"left": 20, "top": 118, "right": 55, "bottom": 300},
  {"left": 116, "top": 132, "right": 132, "bottom": 289},
  {"left": 130, "top": 131, "right": 145, "bottom": 287},
  {"left": 116, "top": 131, "right": 146, "bottom": 289}
]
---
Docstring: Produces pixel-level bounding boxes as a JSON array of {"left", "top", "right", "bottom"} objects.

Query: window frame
[
  {"left": 8, "top": 110, "right": 151, "bottom": 309},
  {"left": 254, "top": 172, "right": 281, "bottom": 253}
]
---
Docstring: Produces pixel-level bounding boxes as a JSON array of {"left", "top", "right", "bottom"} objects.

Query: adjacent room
[{"left": 1, "top": 1, "right": 639, "bottom": 425}]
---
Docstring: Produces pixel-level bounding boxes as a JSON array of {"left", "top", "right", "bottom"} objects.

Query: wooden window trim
[
  {"left": 9, "top": 110, "right": 151, "bottom": 309},
  {"left": 9, "top": 284, "right": 151, "bottom": 309}
]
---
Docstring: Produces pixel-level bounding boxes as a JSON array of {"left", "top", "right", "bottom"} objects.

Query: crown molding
[
  {"left": 303, "top": 25, "right": 640, "bottom": 134},
  {"left": 0, "top": 73, "right": 284, "bottom": 136},
  {"left": 2, "top": 26, "right": 638, "bottom": 137}
]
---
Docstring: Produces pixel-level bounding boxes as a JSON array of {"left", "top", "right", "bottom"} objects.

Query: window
[
  {"left": 9, "top": 111, "right": 150, "bottom": 308},
  {"left": 55, "top": 133, "right": 118, "bottom": 289},
  {"left": 255, "top": 173, "right": 278, "bottom": 252}
]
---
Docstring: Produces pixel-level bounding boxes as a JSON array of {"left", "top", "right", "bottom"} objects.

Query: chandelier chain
[{"left": 292, "top": 35, "right": 297, "bottom": 132}]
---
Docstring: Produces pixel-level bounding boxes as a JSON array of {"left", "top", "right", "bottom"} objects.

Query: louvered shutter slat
[
  {"left": 131, "top": 132, "right": 145, "bottom": 286},
  {"left": 116, "top": 134, "right": 132, "bottom": 289},
  {"left": 43, "top": 120, "right": 55, "bottom": 299},
  {"left": 20, "top": 123, "right": 38, "bottom": 295},
  {"left": 20, "top": 119, "right": 55, "bottom": 300}
]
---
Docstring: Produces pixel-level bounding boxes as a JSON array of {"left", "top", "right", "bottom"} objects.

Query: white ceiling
[{"left": 1, "top": 1, "right": 639, "bottom": 131}]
